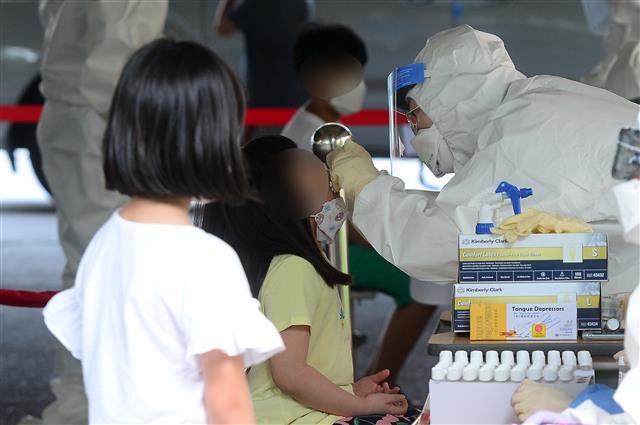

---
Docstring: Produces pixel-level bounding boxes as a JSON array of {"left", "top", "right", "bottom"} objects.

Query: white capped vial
[
  {"left": 494, "top": 364, "right": 511, "bottom": 382},
  {"left": 455, "top": 351, "right": 469, "bottom": 366},
  {"left": 510, "top": 364, "right": 527, "bottom": 382},
  {"left": 558, "top": 365, "right": 574, "bottom": 382},
  {"left": 470, "top": 350, "right": 484, "bottom": 366},
  {"left": 562, "top": 351, "right": 577, "bottom": 366},
  {"left": 501, "top": 350, "right": 515, "bottom": 367},
  {"left": 479, "top": 364, "right": 495, "bottom": 382},
  {"left": 463, "top": 364, "right": 480, "bottom": 381},
  {"left": 532, "top": 350, "right": 546, "bottom": 366},
  {"left": 446, "top": 365, "right": 462, "bottom": 381},
  {"left": 543, "top": 365, "right": 559, "bottom": 382},
  {"left": 548, "top": 350, "right": 561, "bottom": 367},
  {"left": 431, "top": 366, "right": 447, "bottom": 381},
  {"left": 578, "top": 351, "right": 593, "bottom": 370},
  {"left": 516, "top": 350, "right": 530, "bottom": 366},
  {"left": 527, "top": 364, "right": 543, "bottom": 381},
  {"left": 486, "top": 350, "right": 500, "bottom": 367},
  {"left": 435, "top": 351, "right": 453, "bottom": 369}
]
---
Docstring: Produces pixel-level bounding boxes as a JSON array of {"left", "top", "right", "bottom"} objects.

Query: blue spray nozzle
[{"left": 495, "top": 181, "right": 533, "bottom": 215}]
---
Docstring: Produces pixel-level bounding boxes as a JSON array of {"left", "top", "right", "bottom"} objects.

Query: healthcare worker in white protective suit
[
  {"left": 581, "top": 0, "right": 640, "bottom": 102},
  {"left": 28, "top": 2, "right": 167, "bottom": 424},
  {"left": 326, "top": 25, "right": 640, "bottom": 296},
  {"left": 512, "top": 177, "right": 640, "bottom": 424}
]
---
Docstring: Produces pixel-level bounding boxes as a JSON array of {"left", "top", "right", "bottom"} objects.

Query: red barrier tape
[
  {"left": 0, "top": 290, "right": 59, "bottom": 308},
  {"left": 0, "top": 105, "right": 397, "bottom": 308},
  {"left": 0, "top": 105, "right": 395, "bottom": 126}
]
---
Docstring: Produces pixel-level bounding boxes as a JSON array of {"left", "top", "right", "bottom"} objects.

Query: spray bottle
[{"left": 470, "top": 181, "right": 533, "bottom": 234}]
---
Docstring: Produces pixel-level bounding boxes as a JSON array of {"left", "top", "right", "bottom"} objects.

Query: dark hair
[
  {"left": 103, "top": 38, "right": 248, "bottom": 203},
  {"left": 197, "top": 135, "right": 352, "bottom": 297},
  {"left": 293, "top": 23, "right": 368, "bottom": 72}
]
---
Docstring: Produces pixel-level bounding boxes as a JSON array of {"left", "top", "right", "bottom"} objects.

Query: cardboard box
[
  {"left": 453, "top": 282, "right": 601, "bottom": 331},
  {"left": 469, "top": 301, "right": 577, "bottom": 340},
  {"left": 430, "top": 371, "right": 593, "bottom": 425},
  {"left": 458, "top": 233, "right": 608, "bottom": 283}
]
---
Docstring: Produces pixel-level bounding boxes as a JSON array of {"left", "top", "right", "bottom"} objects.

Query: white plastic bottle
[
  {"left": 510, "top": 364, "right": 527, "bottom": 382},
  {"left": 470, "top": 350, "right": 484, "bottom": 366},
  {"left": 516, "top": 350, "right": 530, "bottom": 367},
  {"left": 527, "top": 364, "right": 543, "bottom": 381},
  {"left": 479, "top": 364, "right": 495, "bottom": 382},
  {"left": 501, "top": 350, "right": 515, "bottom": 367},
  {"left": 578, "top": 351, "right": 593, "bottom": 371},
  {"left": 494, "top": 364, "right": 511, "bottom": 382},
  {"left": 532, "top": 350, "right": 546, "bottom": 366},
  {"left": 446, "top": 364, "right": 463, "bottom": 381},
  {"left": 558, "top": 364, "right": 574, "bottom": 382},
  {"left": 486, "top": 350, "right": 500, "bottom": 367},
  {"left": 435, "top": 351, "right": 453, "bottom": 369},
  {"left": 562, "top": 351, "right": 577, "bottom": 366},
  {"left": 463, "top": 364, "right": 480, "bottom": 381},
  {"left": 454, "top": 350, "right": 469, "bottom": 366},
  {"left": 543, "top": 364, "right": 559, "bottom": 382},
  {"left": 547, "top": 350, "right": 562, "bottom": 367}
]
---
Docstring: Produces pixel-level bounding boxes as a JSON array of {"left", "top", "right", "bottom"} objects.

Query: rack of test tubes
[{"left": 428, "top": 350, "right": 594, "bottom": 424}]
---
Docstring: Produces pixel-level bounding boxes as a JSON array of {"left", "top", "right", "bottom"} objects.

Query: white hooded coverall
[
  {"left": 35, "top": 2, "right": 167, "bottom": 423},
  {"left": 581, "top": 0, "right": 640, "bottom": 101},
  {"left": 348, "top": 26, "right": 640, "bottom": 295}
]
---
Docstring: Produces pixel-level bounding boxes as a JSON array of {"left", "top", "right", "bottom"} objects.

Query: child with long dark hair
[
  {"left": 199, "top": 136, "right": 420, "bottom": 424},
  {"left": 43, "top": 39, "right": 283, "bottom": 424}
]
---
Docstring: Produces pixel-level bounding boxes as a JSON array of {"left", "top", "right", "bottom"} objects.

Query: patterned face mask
[{"left": 310, "top": 197, "right": 348, "bottom": 243}]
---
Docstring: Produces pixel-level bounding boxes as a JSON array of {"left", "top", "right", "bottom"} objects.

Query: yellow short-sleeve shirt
[{"left": 248, "top": 255, "right": 354, "bottom": 424}]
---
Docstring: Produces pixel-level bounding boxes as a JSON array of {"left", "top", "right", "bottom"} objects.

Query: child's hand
[
  {"left": 353, "top": 369, "right": 392, "bottom": 397},
  {"left": 363, "top": 392, "right": 408, "bottom": 416}
]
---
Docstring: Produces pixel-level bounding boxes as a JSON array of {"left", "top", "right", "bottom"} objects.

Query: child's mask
[{"left": 311, "top": 197, "right": 348, "bottom": 243}]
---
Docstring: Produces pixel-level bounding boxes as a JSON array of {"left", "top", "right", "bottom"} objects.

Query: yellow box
[{"left": 470, "top": 301, "right": 578, "bottom": 341}]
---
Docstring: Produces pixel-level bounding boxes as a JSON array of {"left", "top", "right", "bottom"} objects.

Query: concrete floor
[{"left": 0, "top": 208, "right": 441, "bottom": 424}]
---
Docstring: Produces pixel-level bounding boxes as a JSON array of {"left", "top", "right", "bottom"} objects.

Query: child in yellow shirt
[{"left": 199, "top": 135, "right": 421, "bottom": 424}]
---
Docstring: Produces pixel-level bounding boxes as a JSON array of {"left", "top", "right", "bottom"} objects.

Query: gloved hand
[
  {"left": 326, "top": 139, "right": 379, "bottom": 209},
  {"left": 492, "top": 208, "right": 593, "bottom": 242},
  {"left": 511, "top": 380, "right": 573, "bottom": 422}
]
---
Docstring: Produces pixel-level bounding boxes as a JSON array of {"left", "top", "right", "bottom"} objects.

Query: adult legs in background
[
  {"left": 34, "top": 102, "right": 127, "bottom": 424},
  {"left": 349, "top": 243, "right": 437, "bottom": 386}
]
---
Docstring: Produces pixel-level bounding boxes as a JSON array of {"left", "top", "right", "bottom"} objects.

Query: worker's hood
[{"left": 408, "top": 25, "right": 526, "bottom": 170}]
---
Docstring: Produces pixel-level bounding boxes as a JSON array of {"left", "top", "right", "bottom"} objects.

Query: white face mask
[
  {"left": 310, "top": 197, "right": 348, "bottom": 243},
  {"left": 613, "top": 179, "right": 640, "bottom": 245},
  {"left": 411, "top": 125, "right": 455, "bottom": 178},
  {"left": 329, "top": 80, "right": 367, "bottom": 116}
]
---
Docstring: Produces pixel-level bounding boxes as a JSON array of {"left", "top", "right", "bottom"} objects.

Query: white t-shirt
[
  {"left": 43, "top": 212, "right": 284, "bottom": 424},
  {"left": 281, "top": 103, "right": 325, "bottom": 151}
]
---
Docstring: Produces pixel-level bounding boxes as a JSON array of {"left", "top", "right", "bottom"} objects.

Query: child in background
[
  {"left": 282, "top": 22, "right": 437, "bottom": 386},
  {"left": 42, "top": 39, "right": 284, "bottom": 424},
  {"left": 199, "top": 135, "right": 421, "bottom": 424}
]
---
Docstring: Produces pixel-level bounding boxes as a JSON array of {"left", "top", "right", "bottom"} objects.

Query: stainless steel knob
[{"left": 311, "top": 122, "right": 352, "bottom": 163}]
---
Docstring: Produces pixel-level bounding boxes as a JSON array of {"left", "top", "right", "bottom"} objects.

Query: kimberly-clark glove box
[
  {"left": 429, "top": 372, "right": 593, "bottom": 425},
  {"left": 458, "top": 233, "right": 608, "bottom": 283},
  {"left": 453, "top": 282, "right": 601, "bottom": 331}
]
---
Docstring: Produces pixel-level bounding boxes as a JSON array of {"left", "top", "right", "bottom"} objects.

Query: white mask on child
[
  {"left": 329, "top": 80, "right": 367, "bottom": 116},
  {"left": 311, "top": 198, "right": 348, "bottom": 243}
]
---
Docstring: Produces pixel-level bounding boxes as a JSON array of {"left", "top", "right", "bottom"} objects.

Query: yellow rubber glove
[
  {"left": 492, "top": 209, "right": 593, "bottom": 242},
  {"left": 511, "top": 380, "right": 573, "bottom": 422},
  {"left": 326, "top": 139, "right": 379, "bottom": 209}
]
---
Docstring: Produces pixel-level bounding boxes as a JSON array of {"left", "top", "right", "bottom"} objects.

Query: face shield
[{"left": 387, "top": 63, "right": 427, "bottom": 175}]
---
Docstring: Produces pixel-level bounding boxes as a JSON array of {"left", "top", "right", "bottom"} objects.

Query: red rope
[
  {"left": 0, "top": 105, "right": 399, "bottom": 308},
  {"left": 0, "top": 105, "right": 396, "bottom": 126},
  {"left": 0, "top": 290, "right": 59, "bottom": 308}
]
